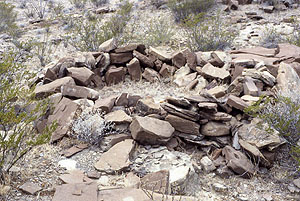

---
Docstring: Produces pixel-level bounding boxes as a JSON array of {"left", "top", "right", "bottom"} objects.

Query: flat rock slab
[
  {"left": 231, "top": 47, "right": 276, "bottom": 57},
  {"left": 59, "top": 170, "right": 85, "bottom": 184},
  {"left": 67, "top": 67, "right": 94, "bottom": 86},
  {"left": 19, "top": 182, "right": 42, "bottom": 195},
  {"left": 104, "top": 110, "right": 132, "bottom": 124},
  {"left": 63, "top": 144, "right": 89, "bottom": 158},
  {"left": 201, "top": 121, "right": 230, "bottom": 137},
  {"left": 165, "top": 114, "right": 200, "bottom": 135},
  {"left": 130, "top": 116, "right": 175, "bottom": 145},
  {"left": 53, "top": 182, "right": 98, "bottom": 201},
  {"left": 94, "top": 139, "right": 135, "bottom": 173},
  {"left": 140, "top": 170, "right": 170, "bottom": 194},
  {"left": 201, "top": 63, "right": 230, "bottom": 80},
  {"left": 61, "top": 85, "right": 99, "bottom": 100}
]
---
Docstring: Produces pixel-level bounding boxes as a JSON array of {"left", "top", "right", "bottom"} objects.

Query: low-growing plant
[
  {"left": 245, "top": 93, "right": 300, "bottom": 168},
  {"left": 0, "top": 2, "right": 20, "bottom": 38},
  {"left": 69, "top": 0, "right": 88, "bottom": 9},
  {"left": 65, "top": 0, "right": 133, "bottom": 51},
  {"left": 184, "top": 12, "right": 237, "bottom": 51},
  {"left": 259, "top": 27, "right": 288, "bottom": 48},
  {"left": 71, "top": 109, "right": 115, "bottom": 145},
  {"left": 288, "top": 19, "right": 300, "bottom": 47},
  {"left": 24, "top": 0, "right": 48, "bottom": 20},
  {"left": 168, "top": 0, "right": 215, "bottom": 22},
  {"left": 0, "top": 52, "right": 56, "bottom": 184}
]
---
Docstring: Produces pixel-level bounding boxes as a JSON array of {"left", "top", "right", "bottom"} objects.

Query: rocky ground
[{"left": 1, "top": 0, "right": 300, "bottom": 201}]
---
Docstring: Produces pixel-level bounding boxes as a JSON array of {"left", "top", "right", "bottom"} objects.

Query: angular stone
[
  {"left": 35, "top": 77, "right": 75, "bottom": 98},
  {"left": 199, "top": 111, "right": 232, "bottom": 121},
  {"left": 95, "top": 52, "right": 110, "bottom": 72},
  {"left": 195, "top": 51, "right": 208, "bottom": 66},
  {"left": 133, "top": 50, "right": 154, "bottom": 68},
  {"left": 263, "top": 5, "right": 274, "bottom": 13},
  {"left": 94, "top": 96, "right": 116, "bottom": 114},
  {"left": 114, "top": 43, "right": 145, "bottom": 53},
  {"left": 63, "top": 144, "right": 88, "bottom": 158},
  {"left": 169, "top": 165, "right": 194, "bottom": 191},
  {"left": 140, "top": 170, "right": 169, "bottom": 194},
  {"left": 66, "top": 67, "right": 94, "bottom": 86},
  {"left": 174, "top": 72, "right": 197, "bottom": 87},
  {"left": 59, "top": 170, "right": 85, "bottom": 184},
  {"left": 210, "top": 51, "right": 229, "bottom": 67},
  {"left": 183, "top": 49, "right": 197, "bottom": 71},
  {"left": 159, "top": 63, "right": 176, "bottom": 77},
  {"left": 100, "top": 134, "right": 132, "bottom": 152},
  {"left": 61, "top": 85, "right": 99, "bottom": 100},
  {"left": 172, "top": 51, "right": 186, "bottom": 68},
  {"left": 226, "top": 95, "right": 250, "bottom": 111},
  {"left": 206, "top": 85, "right": 227, "bottom": 98},
  {"left": 19, "top": 182, "right": 42, "bottom": 195},
  {"left": 237, "top": 118, "right": 283, "bottom": 151},
  {"left": 166, "top": 97, "right": 191, "bottom": 109},
  {"left": 161, "top": 103, "right": 200, "bottom": 122},
  {"left": 105, "top": 67, "right": 126, "bottom": 86},
  {"left": 136, "top": 97, "right": 161, "bottom": 115},
  {"left": 44, "top": 68, "right": 57, "bottom": 82},
  {"left": 124, "top": 172, "right": 140, "bottom": 188},
  {"left": 149, "top": 47, "right": 172, "bottom": 62},
  {"left": 126, "top": 58, "right": 142, "bottom": 81},
  {"left": 243, "top": 76, "right": 258, "bottom": 96},
  {"left": 104, "top": 110, "right": 132, "bottom": 124},
  {"left": 198, "top": 102, "right": 218, "bottom": 113},
  {"left": 277, "top": 62, "right": 300, "bottom": 94},
  {"left": 200, "top": 156, "right": 216, "bottom": 172},
  {"left": 165, "top": 114, "right": 200, "bottom": 135},
  {"left": 201, "top": 63, "right": 230, "bottom": 80},
  {"left": 115, "top": 93, "right": 128, "bottom": 106},
  {"left": 231, "top": 47, "right": 276, "bottom": 57},
  {"left": 130, "top": 116, "right": 174, "bottom": 145},
  {"left": 48, "top": 98, "right": 79, "bottom": 142},
  {"left": 99, "top": 38, "right": 117, "bottom": 52},
  {"left": 53, "top": 182, "right": 98, "bottom": 201},
  {"left": 94, "top": 139, "right": 135, "bottom": 172},
  {"left": 201, "top": 121, "right": 230, "bottom": 136},
  {"left": 142, "top": 68, "right": 160, "bottom": 82},
  {"left": 128, "top": 94, "right": 142, "bottom": 107},
  {"left": 110, "top": 52, "right": 133, "bottom": 64},
  {"left": 222, "top": 146, "right": 255, "bottom": 178}
]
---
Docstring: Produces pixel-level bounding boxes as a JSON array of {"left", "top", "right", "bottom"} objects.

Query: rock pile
[{"left": 33, "top": 39, "right": 300, "bottom": 200}]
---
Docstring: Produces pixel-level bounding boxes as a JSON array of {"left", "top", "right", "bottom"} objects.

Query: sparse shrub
[
  {"left": 245, "top": 92, "right": 300, "bottom": 168},
  {"left": 168, "top": 0, "right": 215, "bottom": 22},
  {"left": 288, "top": 19, "right": 300, "bottom": 47},
  {"left": 0, "top": 2, "right": 20, "bottom": 38},
  {"left": 24, "top": 0, "right": 48, "bottom": 19},
  {"left": 65, "top": 0, "right": 133, "bottom": 51},
  {"left": 259, "top": 27, "right": 287, "bottom": 48},
  {"left": 90, "top": 0, "right": 108, "bottom": 7},
  {"left": 184, "top": 12, "right": 237, "bottom": 51},
  {"left": 71, "top": 109, "right": 115, "bottom": 145},
  {"left": 0, "top": 52, "right": 56, "bottom": 184},
  {"left": 70, "top": 0, "right": 88, "bottom": 9}
]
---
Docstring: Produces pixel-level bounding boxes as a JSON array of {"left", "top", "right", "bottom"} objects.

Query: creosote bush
[
  {"left": 184, "top": 12, "right": 237, "bottom": 51},
  {"left": 260, "top": 27, "right": 287, "bottom": 48},
  {"left": 245, "top": 93, "right": 300, "bottom": 167},
  {"left": 71, "top": 109, "right": 115, "bottom": 146},
  {"left": 168, "top": 0, "right": 215, "bottom": 22},
  {"left": 0, "top": 52, "right": 56, "bottom": 184},
  {"left": 65, "top": 0, "right": 132, "bottom": 51}
]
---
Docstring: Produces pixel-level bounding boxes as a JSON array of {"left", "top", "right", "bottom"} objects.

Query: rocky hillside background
[{"left": 1, "top": 0, "right": 300, "bottom": 200}]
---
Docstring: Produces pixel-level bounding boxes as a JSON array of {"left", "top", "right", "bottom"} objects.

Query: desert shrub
[
  {"left": 0, "top": 2, "right": 20, "bottom": 38},
  {"left": 71, "top": 109, "right": 115, "bottom": 145},
  {"left": 24, "top": 0, "right": 48, "bottom": 19},
  {"left": 184, "top": 13, "right": 237, "bottom": 51},
  {"left": 65, "top": 0, "right": 133, "bottom": 51},
  {"left": 0, "top": 52, "right": 56, "bottom": 184},
  {"left": 90, "top": 0, "right": 108, "bottom": 7},
  {"left": 245, "top": 93, "right": 300, "bottom": 167},
  {"left": 288, "top": 19, "right": 300, "bottom": 47},
  {"left": 259, "top": 27, "right": 288, "bottom": 48},
  {"left": 69, "top": 0, "right": 88, "bottom": 9},
  {"left": 168, "top": 0, "right": 215, "bottom": 22}
]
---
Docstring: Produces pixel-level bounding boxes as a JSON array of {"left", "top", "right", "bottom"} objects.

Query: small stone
[
  {"left": 58, "top": 159, "right": 77, "bottom": 170},
  {"left": 19, "top": 182, "right": 42, "bottom": 195},
  {"left": 200, "top": 156, "right": 216, "bottom": 172},
  {"left": 212, "top": 183, "right": 227, "bottom": 192}
]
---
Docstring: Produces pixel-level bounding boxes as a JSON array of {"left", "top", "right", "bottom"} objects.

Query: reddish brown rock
[
  {"left": 133, "top": 50, "right": 154, "bottom": 68},
  {"left": 130, "top": 116, "right": 175, "bottom": 145},
  {"left": 34, "top": 77, "right": 75, "bottom": 98},
  {"left": 183, "top": 49, "right": 197, "bottom": 71},
  {"left": 136, "top": 97, "right": 161, "bottom": 115},
  {"left": 110, "top": 52, "right": 133, "bottom": 64},
  {"left": 19, "top": 182, "right": 42, "bottom": 195},
  {"left": 172, "top": 51, "right": 186, "bottom": 68},
  {"left": 201, "top": 63, "right": 230, "bottom": 80},
  {"left": 66, "top": 67, "right": 94, "bottom": 86},
  {"left": 222, "top": 146, "right": 255, "bottom": 178},
  {"left": 115, "top": 93, "right": 129, "bottom": 106},
  {"left": 105, "top": 67, "right": 126, "bottom": 86},
  {"left": 114, "top": 43, "right": 146, "bottom": 53},
  {"left": 61, "top": 85, "right": 99, "bottom": 100},
  {"left": 142, "top": 68, "right": 160, "bottom": 82},
  {"left": 226, "top": 95, "right": 250, "bottom": 111},
  {"left": 201, "top": 121, "right": 230, "bottom": 137},
  {"left": 149, "top": 46, "right": 172, "bottom": 62},
  {"left": 94, "top": 96, "right": 116, "bottom": 114},
  {"left": 165, "top": 114, "right": 200, "bottom": 135},
  {"left": 159, "top": 63, "right": 176, "bottom": 77},
  {"left": 140, "top": 170, "right": 170, "bottom": 194},
  {"left": 126, "top": 58, "right": 142, "bottom": 81}
]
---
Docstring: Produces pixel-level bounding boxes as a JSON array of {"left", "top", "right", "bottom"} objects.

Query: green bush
[
  {"left": 0, "top": 2, "right": 20, "bottom": 38},
  {"left": 184, "top": 12, "right": 237, "bottom": 51},
  {"left": 260, "top": 27, "right": 288, "bottom": 48},
  {"left": 245, "top": 94, "right": 300, "bottom": 167},
  {"left": 168, "top": 0, "right": 215, "bottom": 22},
  {"left": 0, "top": 52, "right": 56, "bottom": 184},
  {"left": 65, "top": 0, "right": 132, "bottom": 51}
]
